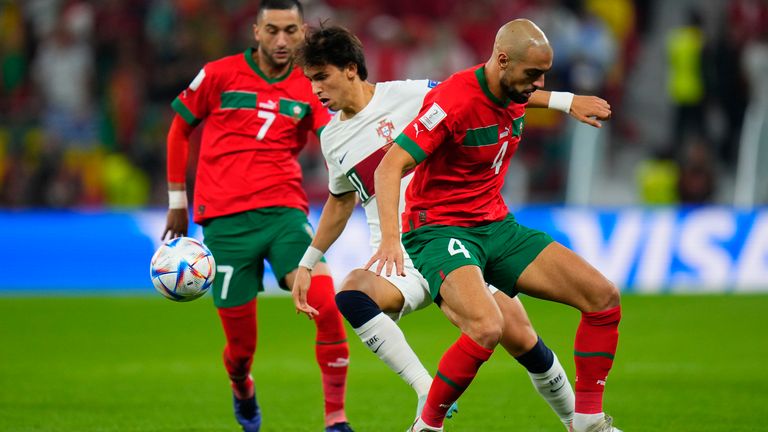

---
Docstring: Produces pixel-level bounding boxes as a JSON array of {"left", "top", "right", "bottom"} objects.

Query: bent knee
[
  {"left": 340, "top": 269, "right": 376, "bottom": 294},
  {"left": 584, "top": 279, "right": 621, "bottom": 312},
  {"left": 465, "top": 315, "right": 504, "bottom": 349}
]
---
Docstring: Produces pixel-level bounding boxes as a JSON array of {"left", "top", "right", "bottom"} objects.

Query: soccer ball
[{"left": 150, "top": 237, "right": 216, "bottom": 302}]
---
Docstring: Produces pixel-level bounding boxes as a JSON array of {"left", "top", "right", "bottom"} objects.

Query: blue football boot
[
  {"left": 232, "top": 393, "right": 261, "bottom": 432},
  {"left": 325, "top": 421, "right": 354, "bottom": 432}
]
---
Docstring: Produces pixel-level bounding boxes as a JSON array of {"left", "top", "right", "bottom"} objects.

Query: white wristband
[
  {"left": 298, "top": 246, "right": 324, "bottom": 271},
  {"left": 548, "top": 91, "right": 574, "bottom": 113},
  {"left": 168, "top": 190, "right": 188, "bottom": 209}
]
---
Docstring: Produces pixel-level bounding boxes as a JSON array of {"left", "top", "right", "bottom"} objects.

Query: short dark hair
[
  {"left": 258, "top": 0, "right": 303, "bottom": 21},
  {"left": 297, "top": 25, "right": 368, "bottom": 80}
]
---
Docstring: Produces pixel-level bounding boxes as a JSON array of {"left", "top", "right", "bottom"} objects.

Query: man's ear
[
  {"left": 253, "top": 24, "right": 261, "bottom": 44},
  {"left": 346, "top": 63, "right": 358, "bottom": 80},
  {"left": 498, "top": 51, "right": 509, "bottom": 70}
]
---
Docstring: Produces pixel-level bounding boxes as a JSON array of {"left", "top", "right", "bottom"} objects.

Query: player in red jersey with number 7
[
  {"left": 368, "top": 19, "right": 621, "bottom": 432},
  {"left": 161, "top": 1, "right": 352, "bottom": 431}
]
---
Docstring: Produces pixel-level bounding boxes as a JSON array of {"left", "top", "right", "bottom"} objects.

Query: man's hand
[
  {"left": 569, "top": 95, "right": 611, "bottom": 128},
  {"left": 162, "top": 208, "right": 188, "bottom": 240},
  {"left": 292, "top": 266, "right": 319, "bottom": 319},
  {"left": 365, "top": 238, "right": 405, "bottom": 277}
]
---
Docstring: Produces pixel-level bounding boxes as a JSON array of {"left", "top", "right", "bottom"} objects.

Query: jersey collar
[
  {"left": 475, "top": 65, "right": 511, "bottom": 108},
  {"left": 245, "top": 47, "right": 293, "bottom": 84}
]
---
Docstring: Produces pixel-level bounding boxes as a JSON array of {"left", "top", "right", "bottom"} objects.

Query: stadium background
[
  {"left": 1, "top": 0, "right": 766, "bottom": 292},
  {"left": 1, "top": 0, "right": 767, "bottom": 431}
]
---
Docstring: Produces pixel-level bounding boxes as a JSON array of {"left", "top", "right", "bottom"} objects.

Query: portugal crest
[{"left": 376, "top": 119, "right": 396, "bottom": 144}]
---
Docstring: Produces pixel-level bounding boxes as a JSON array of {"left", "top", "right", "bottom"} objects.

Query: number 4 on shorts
[{"left": 448, "top": 238, "right": 470, "bottom": 259}]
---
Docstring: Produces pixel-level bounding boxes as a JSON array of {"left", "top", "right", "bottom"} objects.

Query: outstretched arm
[
  {"left": 162, "top": 115, "right": 195, "bottom": 240},
  {"left": 293, "top": 191, "right": 357, "bottom": 318},
  {"left": 365, "top": 145, "right": 417, "bottom": 277},
  {"left": 528, "top": 90, "right": 612, "bottom": 128}
]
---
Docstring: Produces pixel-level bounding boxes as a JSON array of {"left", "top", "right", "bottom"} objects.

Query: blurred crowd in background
[{"left": 0, "top": 0, "right": 766, "bottom": 209}]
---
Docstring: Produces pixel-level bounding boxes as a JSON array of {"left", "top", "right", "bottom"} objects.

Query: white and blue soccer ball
[{"left": 150, "top": 237, "right": 216, "bottom": 302}]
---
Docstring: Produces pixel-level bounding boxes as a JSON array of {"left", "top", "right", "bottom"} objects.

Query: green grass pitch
[{"left": 1, "top": 293, "right": 766, "bottom": 431}]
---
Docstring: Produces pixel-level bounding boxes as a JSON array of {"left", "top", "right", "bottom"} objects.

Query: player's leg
[
  {"left": 405, "top": 229, "right": 504, "bottom": 431},
  {"left": 335, "top": 266, "right": 459, "bottom": 419},
  {"left": 291, "top": 262, "right": 352, "bottom": 431},
  {"left": 270, "top": 208, "right": 350, "bottom": 431},
  {"left": 493, "top": 293, "right": 574, "bottom": 429},
  {"left": 515, "top": 242, "right": 621, "bottom": 432},
  {"left": 335, "top": 268, "right": 433, "bottom": 396},
  {"left": 437, "top": 289, "right": 573, "bottom": 429},
  {"left": 203, "top": 213, "right": 265, "bottom": 432},
  {"left": 411, "top": 265, "right": 500, "bottom": 431}
]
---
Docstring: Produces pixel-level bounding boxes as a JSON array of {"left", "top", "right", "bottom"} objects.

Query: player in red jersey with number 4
[
  {"left": 292, "top": 25, "right": 589, "bottom": 430},
  {"left": 161, "top": 1, "right": 352, "bottom": 431},
  {"left": 368, "top": 19, "right": 621, "bottom": 432}
]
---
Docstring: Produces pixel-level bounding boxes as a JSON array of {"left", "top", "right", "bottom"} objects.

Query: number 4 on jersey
[{"left": 491, "top": 140, "right": 508, "bottom": 175}]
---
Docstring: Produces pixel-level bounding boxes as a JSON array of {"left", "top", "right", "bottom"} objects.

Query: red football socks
[
  {"left": 422, "top": 333, "right": 493, "bottom": 427},
  {"left": 218, "top": 298, "right": 258, "bottom": 399},
  {"left": 307, "top": 275, "right": 350, "bottom": 425},
  {"left": 574, "top": 305, "right": 621, "bottom": 414}
]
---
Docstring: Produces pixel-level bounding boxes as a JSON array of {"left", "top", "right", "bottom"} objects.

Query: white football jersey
[{"left": 321, "top": 79, "right": 438, "bottom": 250}]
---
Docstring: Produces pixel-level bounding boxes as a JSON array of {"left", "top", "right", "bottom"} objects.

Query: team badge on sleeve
[
  {"left": 189, "top": 68, "right": 206, "bottom": 91},
  {"left": 419, "top": 103, "right": 447, "bottom": 131}
]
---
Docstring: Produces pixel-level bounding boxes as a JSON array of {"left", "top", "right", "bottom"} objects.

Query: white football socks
[
  {"left": 527, "top": 353, "right": 575, "bottom": 429},
  {"left": 354, "top": 313, "right": 433, "bottom": 397}
]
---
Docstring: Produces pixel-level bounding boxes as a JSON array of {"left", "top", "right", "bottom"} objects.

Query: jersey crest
[{"left": 376, "top": 119, "right": 396, "bottom": 144}]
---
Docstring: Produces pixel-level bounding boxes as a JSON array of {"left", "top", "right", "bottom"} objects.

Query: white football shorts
[{"left": 368, "top": 255, "right": 499, "bottom": 322}]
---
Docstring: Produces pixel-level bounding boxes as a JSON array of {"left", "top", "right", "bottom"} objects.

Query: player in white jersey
[
  {"left": 315, "top": 78, "right": 437, "bottom": 319},
  {"left": 290, "top": 26, "right": 604, "bottom": 429}
]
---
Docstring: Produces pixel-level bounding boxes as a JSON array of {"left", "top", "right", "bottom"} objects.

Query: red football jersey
[
  {"left": 172, "top": 48, "right": 330, "bottom": 223},
  {"left": 395, "top": 64, "right": 526, "bottom": 230}
]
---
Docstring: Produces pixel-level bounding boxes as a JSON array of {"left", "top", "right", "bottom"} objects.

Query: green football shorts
[
  {"left": 202, "top": 207, "right": 318, "bottom": 308},
  {"left": 401, "top": 213, "right": 553, "bottom": 300}
]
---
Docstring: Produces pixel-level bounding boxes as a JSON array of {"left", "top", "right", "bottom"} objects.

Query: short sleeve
[
  {"left": 393, "top": 88, "right": 454, "bottom": 164},
  {"left": 326, "top": 161, "right": 356, "bottom": 196},
  {"left": 320, "top": 141, "right": 356, "bottom": 196},
  {"left": 171, "top": 66, "right": 215, "bottom": 126}
]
